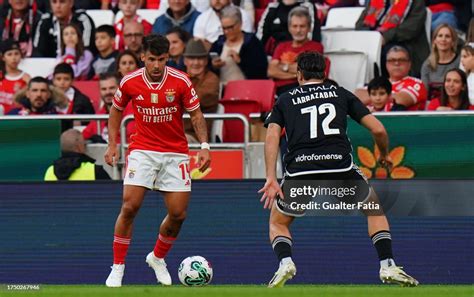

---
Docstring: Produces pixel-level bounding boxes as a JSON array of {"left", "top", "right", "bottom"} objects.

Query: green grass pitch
[{"left": 1, "top": 285, "right": 473, "bottom": 297}]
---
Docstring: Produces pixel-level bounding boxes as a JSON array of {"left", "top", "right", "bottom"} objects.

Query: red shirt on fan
[
  {"left": 391, "top": 76, "right": 427, "bottom": 111},
  {"left": 0, "top": 72, "right": 28, "bottom": 113},
  {"left": 113, "top": 66, "right": 200, "bottom": 154}
]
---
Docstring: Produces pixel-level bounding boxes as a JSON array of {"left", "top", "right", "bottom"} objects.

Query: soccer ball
[{"left": 178, "top": 256, "right": 213, "bottom": 286}]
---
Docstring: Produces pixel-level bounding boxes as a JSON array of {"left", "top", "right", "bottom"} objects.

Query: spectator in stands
[
  {"left": 0, "top": 39, "right": 30, "bottom": 114},
  {"left": 122, "top": 21, "right": 144, "bottom": 57},
  {"left": 355, "top": 0, "right": 429, "bottom": 77},
  {"left": 82, "top": 72, "right": 119, "bottom": 143},
  {"left": 8, "top": 76, "right": 67, "bottom": 115},
  {"left": 357, "top": 46, "right": 428, "bottom": 111},
  {"left": 88, "top": 25, "right": 119, "bottom": 80},
  {"left": 183, "top": 38, "right": 219, "bottom": 143},
  {"left": 33, "top": 0, "right": 96, "bottom": 58},
  {"left": 210, "top": 6, "right": 267, "bottom": 84},
  {"left": 421, "top": 23, "right": 460, "bottom": 101},
  {"left": 256, "top": 0, "right": 321, "bottom": 56},
  {"left": 194, "top": 0, "right": 254, "bottom": 47},
  {"left": 366, "top": 76, "right": 393, "bottom": 112},
  {"left": 115, "top": 49, "right": 140, "bottom": 79},
  {"left": 0, "top": 0, "right": 41, "bottom": 57},
  {"left": 425, "top": 1, "right": 459, "bottom": 31},
  {"left": 267, "top": 6, "right": 324, "bottom": 95},
  {"left": 44, "top": 128, "right": 110, "bottom": 180},
  {"left": 460, "top": 43, "right": 474, "bottom": 105},
  {"left": 60, "top": 24, "right": 94, "bottom": 80},
  {"left": 114, "top": 0, "right": 152, "bottom": 51},
  {"left": 166, "top": 26, "right": 191, "bottom": 71},
  {"left": 52, "top": 63, "right": 95, "bottom": 115},
  {"left": 427, "top": 68, "right": 474, "bottom": 110},
  {"left": 152, "top": 0, "right": 200, "bottom": 36}
]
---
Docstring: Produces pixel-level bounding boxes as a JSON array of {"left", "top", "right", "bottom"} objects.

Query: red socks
[
  {"left": 153, "top": 234, "right": 176, "bottom": 259},
  {"left": 113, "top": 234, "right": 130, "bottom": 264}
]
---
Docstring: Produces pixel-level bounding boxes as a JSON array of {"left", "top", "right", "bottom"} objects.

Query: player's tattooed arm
[
  {"left": 360, "top": 114, "right": 392, "bottom": 169},
  {"left": 189, "top": 108, "right": 208, "bottom": 144}
]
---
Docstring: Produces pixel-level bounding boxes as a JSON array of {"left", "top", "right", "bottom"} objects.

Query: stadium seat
[
  {"left": 73, "top": 81, "right": 101, "bottom": 112},
  {"left": 19, "top": 58, "right": 57, "bottom": 78},
  {"left": 137, "top": 9, "right": 161, "bottom": 24},
  {"left": 322, "top": 7, "right": 365, "bottom": 30},
  {"left": 210, "top": 103, "right": 224, "bottom": 142},
  {"left": 222, "top": 80, "right": 276, "bottom": 112},
  {"left": 322, "top": 30, "right": 382, "bottom": 83},
  {"left": 425, "top": 8, "right": 432, "bottom": 46},
  {"left": 325, "top": 51, "right": 368, "bottom": 92},
  {"left": 86, "top": 9, "right": 114, "bottom": 27},
  {"left": 220, "top": 99, "right": 260, "bottom": 143}
]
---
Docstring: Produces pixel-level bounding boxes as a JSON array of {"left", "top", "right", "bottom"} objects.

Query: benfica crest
[
  {"left": 151, "top": 93, "right": 159, "bottom": 103},
  {"left": 165, "top": 90, "right": 176, "bottom": 103}
]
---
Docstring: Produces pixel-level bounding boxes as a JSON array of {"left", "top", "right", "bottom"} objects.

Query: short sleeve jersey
[
  {"left": 113, "top": 67, "right": 200, "bottom": 154},
  {"left": 391, "top": 76, "right": 427, "bottom": 111},
  {"left": 265, "top": 82, "right": 370, "bottom": 176},
  {"left": 0, "top": 73, "right": 27, "bottom": 113}
]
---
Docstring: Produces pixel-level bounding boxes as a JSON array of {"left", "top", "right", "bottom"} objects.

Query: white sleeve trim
[{"left": 186, "top": 103, "right": 200, "bottom": 112}]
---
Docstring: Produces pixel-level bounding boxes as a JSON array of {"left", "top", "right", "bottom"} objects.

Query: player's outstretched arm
[
  {"left": 259, "top": 123, "right": 284, "bottom": 209},
  {"left": 360, "top": 114, "right": 393, "bottom": 169},
  {"left": 189, "top": 108, "right": 211, "bottom": 172},
  {"left": 104, "top": 106, "right": 123, "bottom": 166}
]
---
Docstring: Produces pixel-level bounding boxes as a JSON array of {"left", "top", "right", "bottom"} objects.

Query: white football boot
[
  {"left": 268, "top": 259, "right": 297, "bottom": 288},
  {"left": 380, "top": 265, "right": 419, "bottom": 287},
  {"left": 105, "top": 264, "right": 125, "bottom": 287},
  {"left": 145, "top": 252, "right": 172, "bottom": 285}
]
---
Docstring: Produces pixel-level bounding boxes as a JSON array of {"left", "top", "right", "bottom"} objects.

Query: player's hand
[
  {"left": 378, "top": 155, "right": 393, "bottom": 172},
  {"left": 104, "top": 145, "right": 118, "bottom": 166},
  {"left": 258, "top": 178, "right": 284, "bottom": 209},
  {"left": 196, "top": 149, "right": 211, "bottom": 172}
]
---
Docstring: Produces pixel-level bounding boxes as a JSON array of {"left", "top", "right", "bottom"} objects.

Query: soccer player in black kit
[{"left": 259, "top": 51, "right": 419, "bottom": 288}]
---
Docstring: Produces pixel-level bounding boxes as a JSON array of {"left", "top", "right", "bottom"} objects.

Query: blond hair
[{"left": 427, "top": 24, "right": 458, "bottom": 71}]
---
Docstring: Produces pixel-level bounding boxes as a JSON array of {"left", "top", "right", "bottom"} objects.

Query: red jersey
[
  {"left": 0, "top": 72, "right": 27, "bottom": 113},
  {"left": 272, "top": 40, "right": 325, "bottom": 88},
  {"left": 113, "top": 66, "right": 200, "bottom": 154},
  {"left": 427, "top": 98, "right": 474, "bottom": 111},
  {"left": 391, "top": 76, "right": 427, "bottom": 111}
]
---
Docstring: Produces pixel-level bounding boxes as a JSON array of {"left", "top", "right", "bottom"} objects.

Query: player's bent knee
[
  {"left": 120, "top": 203, "right": 141, "bottom": 219},
  {"left": 168, "top": 210, "right": 187, "bottom": 222}
]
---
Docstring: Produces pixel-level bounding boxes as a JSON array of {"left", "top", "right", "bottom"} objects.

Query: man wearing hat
[{"left": 183, "top": 38, "right": 220, "bottom": 143}]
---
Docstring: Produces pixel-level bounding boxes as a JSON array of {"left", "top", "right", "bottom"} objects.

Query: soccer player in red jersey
[{"left": 104, "top": 34, "right": 211, "bottom": 287}]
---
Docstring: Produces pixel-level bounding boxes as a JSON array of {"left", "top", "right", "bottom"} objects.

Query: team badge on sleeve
[{"left": 115, "top": 89, "right": 122, "bottom": 102}]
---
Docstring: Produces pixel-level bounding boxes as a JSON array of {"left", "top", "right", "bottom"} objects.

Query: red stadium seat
[
  {"left": 220, "top": 99, "right": 261, "bottom": 143},
  {"left": 222, "top": 80, "right": 276, "bottom": 112},
  {"left": 73, "top": 81, "right": 101, "bottom": 112}
]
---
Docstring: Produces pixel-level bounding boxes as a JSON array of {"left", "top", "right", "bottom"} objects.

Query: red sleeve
[
  {"left": 113, "top": 79, "right": 132, "bottom": 111},
  {"left": 182, "top": 78, "right": 200, "bottom": 112},
  {"left": 427, "top": 98, "right": 440, "bottom": 111},
  {"left": 82, "top": 121, "right": 96, "bottom": 139},
  {"left": 142, "top": 20, "right": 153, "bottom": 35},
  {"left": 272, "top": 43, "right": 284, "bottom": 60}
]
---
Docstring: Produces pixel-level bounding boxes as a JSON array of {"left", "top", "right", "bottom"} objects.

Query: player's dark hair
[
  {"left": 297, "top": 51, "right": 326, "bottom": 80},
  {"left": 28, "top": 76, "right": 50, "bottom": 89},
  {"left": 440, "top": 68, "right": 470, "bottom": 110},
  {"left": 142, "top": 34, "right": 170, "bottom": 56},
  {"left": 53, "top": 62, "right": 74, "bottom": 79},
  {"left": 96, "top": 24, "right": 116, "bottom": 38},
  {"left": 368, "top": 76, "right": 392, "bottom": 95}
]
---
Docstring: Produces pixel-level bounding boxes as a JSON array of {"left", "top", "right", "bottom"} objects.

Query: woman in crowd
[
  {"left": 210, "top": 5, "right": 267, "bottom": 84},
  {"left": 115, "top": 50, "right": 140, "bottom": 79},
  {"left": 421, "top": 23, "right": 459, "bottom": 101},
  {"left": 60, "top": 24, "right": 94, "bottom": 80},
  {"left": 427, "top": 68, "right": 474, "bottom": 111}
]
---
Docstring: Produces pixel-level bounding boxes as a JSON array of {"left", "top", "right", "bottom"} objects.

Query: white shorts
[{"left": 124, "top": 150, "right": 191, "bottom": 192}]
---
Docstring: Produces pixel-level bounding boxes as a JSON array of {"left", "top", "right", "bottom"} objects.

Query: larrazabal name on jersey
[
  {"left": 137, "top": 106, "right": 178, "bottom": 123},
  {"left": 289, "top": 85, "right": 338, "bottom": 105},
  {"left": 295, "top": 153, "right": 343, "bottom": 162}
]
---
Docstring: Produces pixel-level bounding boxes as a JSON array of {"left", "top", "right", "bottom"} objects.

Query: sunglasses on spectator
[
  {"left": 222, "top": 22, "right": 239, "bottom": 31},
  {"left": 387, "top": 58, "right": 410, "bottom": 64}
]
